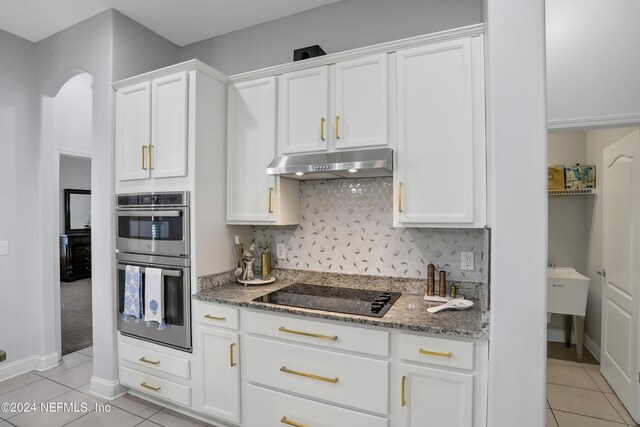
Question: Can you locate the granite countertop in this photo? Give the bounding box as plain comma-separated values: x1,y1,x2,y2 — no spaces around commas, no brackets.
193,269,489,340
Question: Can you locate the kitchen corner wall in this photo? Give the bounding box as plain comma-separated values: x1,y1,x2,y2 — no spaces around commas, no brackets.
254,178,488,283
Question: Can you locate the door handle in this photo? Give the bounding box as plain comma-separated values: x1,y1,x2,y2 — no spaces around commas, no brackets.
597,269,606,277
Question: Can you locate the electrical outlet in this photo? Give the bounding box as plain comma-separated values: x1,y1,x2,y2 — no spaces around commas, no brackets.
0,241,8,256
461,251,474,271
276,243,286,260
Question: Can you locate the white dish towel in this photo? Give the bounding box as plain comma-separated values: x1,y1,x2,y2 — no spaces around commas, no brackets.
144,267,166,330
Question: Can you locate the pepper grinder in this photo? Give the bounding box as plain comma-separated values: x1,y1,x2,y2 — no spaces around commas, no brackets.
438,270,447,298
426,263,436,296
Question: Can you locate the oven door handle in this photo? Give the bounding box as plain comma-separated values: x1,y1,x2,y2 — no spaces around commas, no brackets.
117,210,182,218
117,265,182,277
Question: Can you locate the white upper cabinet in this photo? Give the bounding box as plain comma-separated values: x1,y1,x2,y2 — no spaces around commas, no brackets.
115,81,151,181
151,71,188,178
278,66,329,154
116,71,189,182
394,36,486,228
334,53,388,150
227,77,299,225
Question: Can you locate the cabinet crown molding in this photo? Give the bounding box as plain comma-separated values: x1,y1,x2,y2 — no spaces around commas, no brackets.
229,24,485,83
112,59,229,91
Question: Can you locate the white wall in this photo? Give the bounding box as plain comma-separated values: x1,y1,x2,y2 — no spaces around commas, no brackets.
0,29,38,374
484,0,547,426
546,0,640,128
59,157,92,234
180,0,483,75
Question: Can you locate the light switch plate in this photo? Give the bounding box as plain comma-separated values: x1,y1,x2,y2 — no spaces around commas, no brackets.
0,241,8,256
276,243,286,260
461,251,474,271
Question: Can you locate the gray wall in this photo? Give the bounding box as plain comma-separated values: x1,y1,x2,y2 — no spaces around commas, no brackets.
180,0,483,75
0,29,38,366
112,10,180,82
546,0,640,126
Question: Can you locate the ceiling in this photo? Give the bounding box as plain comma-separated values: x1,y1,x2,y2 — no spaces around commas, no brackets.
0,0,341,46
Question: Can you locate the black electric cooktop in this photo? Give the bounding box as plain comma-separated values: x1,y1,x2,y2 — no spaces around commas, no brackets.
253,283,401,318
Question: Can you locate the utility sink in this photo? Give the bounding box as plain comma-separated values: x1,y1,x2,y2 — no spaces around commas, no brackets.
547,267,590,316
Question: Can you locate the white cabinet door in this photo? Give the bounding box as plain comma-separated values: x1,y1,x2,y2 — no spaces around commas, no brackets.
334,53,388,150
151,71,188,179
395,37,486,228
115,81,151,181
197,327,240,423
227,77,298,225
278,66,329,154
399,364,473,427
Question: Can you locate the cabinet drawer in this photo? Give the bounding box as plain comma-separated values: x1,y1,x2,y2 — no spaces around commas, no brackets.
399,333,474,370
120,366,191,406
120,341,190,379
244,336,389,415
243,310,389,357
193,301,239,330
245,384,388,427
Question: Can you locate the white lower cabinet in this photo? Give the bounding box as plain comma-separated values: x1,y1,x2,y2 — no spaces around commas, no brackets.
399,364,474,427
244,383,388,427
196,326,241,423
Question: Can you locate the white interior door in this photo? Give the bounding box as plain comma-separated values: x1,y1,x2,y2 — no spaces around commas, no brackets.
601,129,640,422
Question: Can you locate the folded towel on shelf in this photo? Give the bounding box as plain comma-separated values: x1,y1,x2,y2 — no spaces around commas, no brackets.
123,265,143,323
144,267,166,331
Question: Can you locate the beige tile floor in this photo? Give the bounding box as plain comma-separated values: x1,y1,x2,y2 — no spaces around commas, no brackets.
547,355,639,426
0,347,217,427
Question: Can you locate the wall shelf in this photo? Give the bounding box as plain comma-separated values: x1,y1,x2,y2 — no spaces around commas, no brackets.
548,189,597,196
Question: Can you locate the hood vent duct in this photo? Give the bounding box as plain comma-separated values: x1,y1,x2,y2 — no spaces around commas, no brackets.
266,148,393,180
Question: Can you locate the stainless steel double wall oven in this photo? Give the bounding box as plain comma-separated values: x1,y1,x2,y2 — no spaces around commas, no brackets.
116,192,192,351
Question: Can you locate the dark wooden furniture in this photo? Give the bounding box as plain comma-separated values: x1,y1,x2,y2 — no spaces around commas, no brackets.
60,234,91,282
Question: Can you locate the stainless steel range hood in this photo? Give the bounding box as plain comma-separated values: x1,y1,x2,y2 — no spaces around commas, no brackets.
266,148,393,180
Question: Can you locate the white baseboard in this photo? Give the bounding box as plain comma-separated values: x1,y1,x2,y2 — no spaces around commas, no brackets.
89,376,128,401
547,328,600,361
0,352,61,382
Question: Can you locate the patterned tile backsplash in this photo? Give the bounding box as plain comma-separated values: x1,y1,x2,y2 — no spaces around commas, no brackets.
253,178,488,283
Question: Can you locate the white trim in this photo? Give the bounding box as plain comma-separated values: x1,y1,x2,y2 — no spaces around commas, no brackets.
34,352,61,372
0,352,61,382
548,113,640,131
112,59,229,90
547,328,600,362
229,24,485,83
89,376,128,401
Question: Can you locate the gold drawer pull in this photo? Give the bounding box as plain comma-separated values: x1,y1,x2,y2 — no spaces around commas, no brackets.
281,416,307,427
419,348,453,358
140,382,161,391
398,182,403,213
320,117,326,141
280,366,338,383
230,343,236,367
402,375,407,407
141,145,148,170
205,314,226,321
335,115,340,140
139,356,160,365
278,326,337,341
148,144,154,170
268,187,274,213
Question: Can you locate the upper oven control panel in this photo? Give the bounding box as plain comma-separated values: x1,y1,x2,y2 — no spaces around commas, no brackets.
117,192,189,207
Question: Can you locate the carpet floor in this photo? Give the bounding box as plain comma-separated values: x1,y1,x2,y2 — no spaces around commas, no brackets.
61,278,93,355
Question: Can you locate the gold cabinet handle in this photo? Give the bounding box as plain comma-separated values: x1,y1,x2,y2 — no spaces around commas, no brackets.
419,348,453,358
140,382,161,391
141,145,148,170
398,182,404,213
280,366,338,383
402,375,407,407
278,326,337,341
148,144,154,170
139,356,160,365
335,115,340,140
230,343,236,367
281,416,307,427
204,314,226,321
320,117,326,141
268,187,274,213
